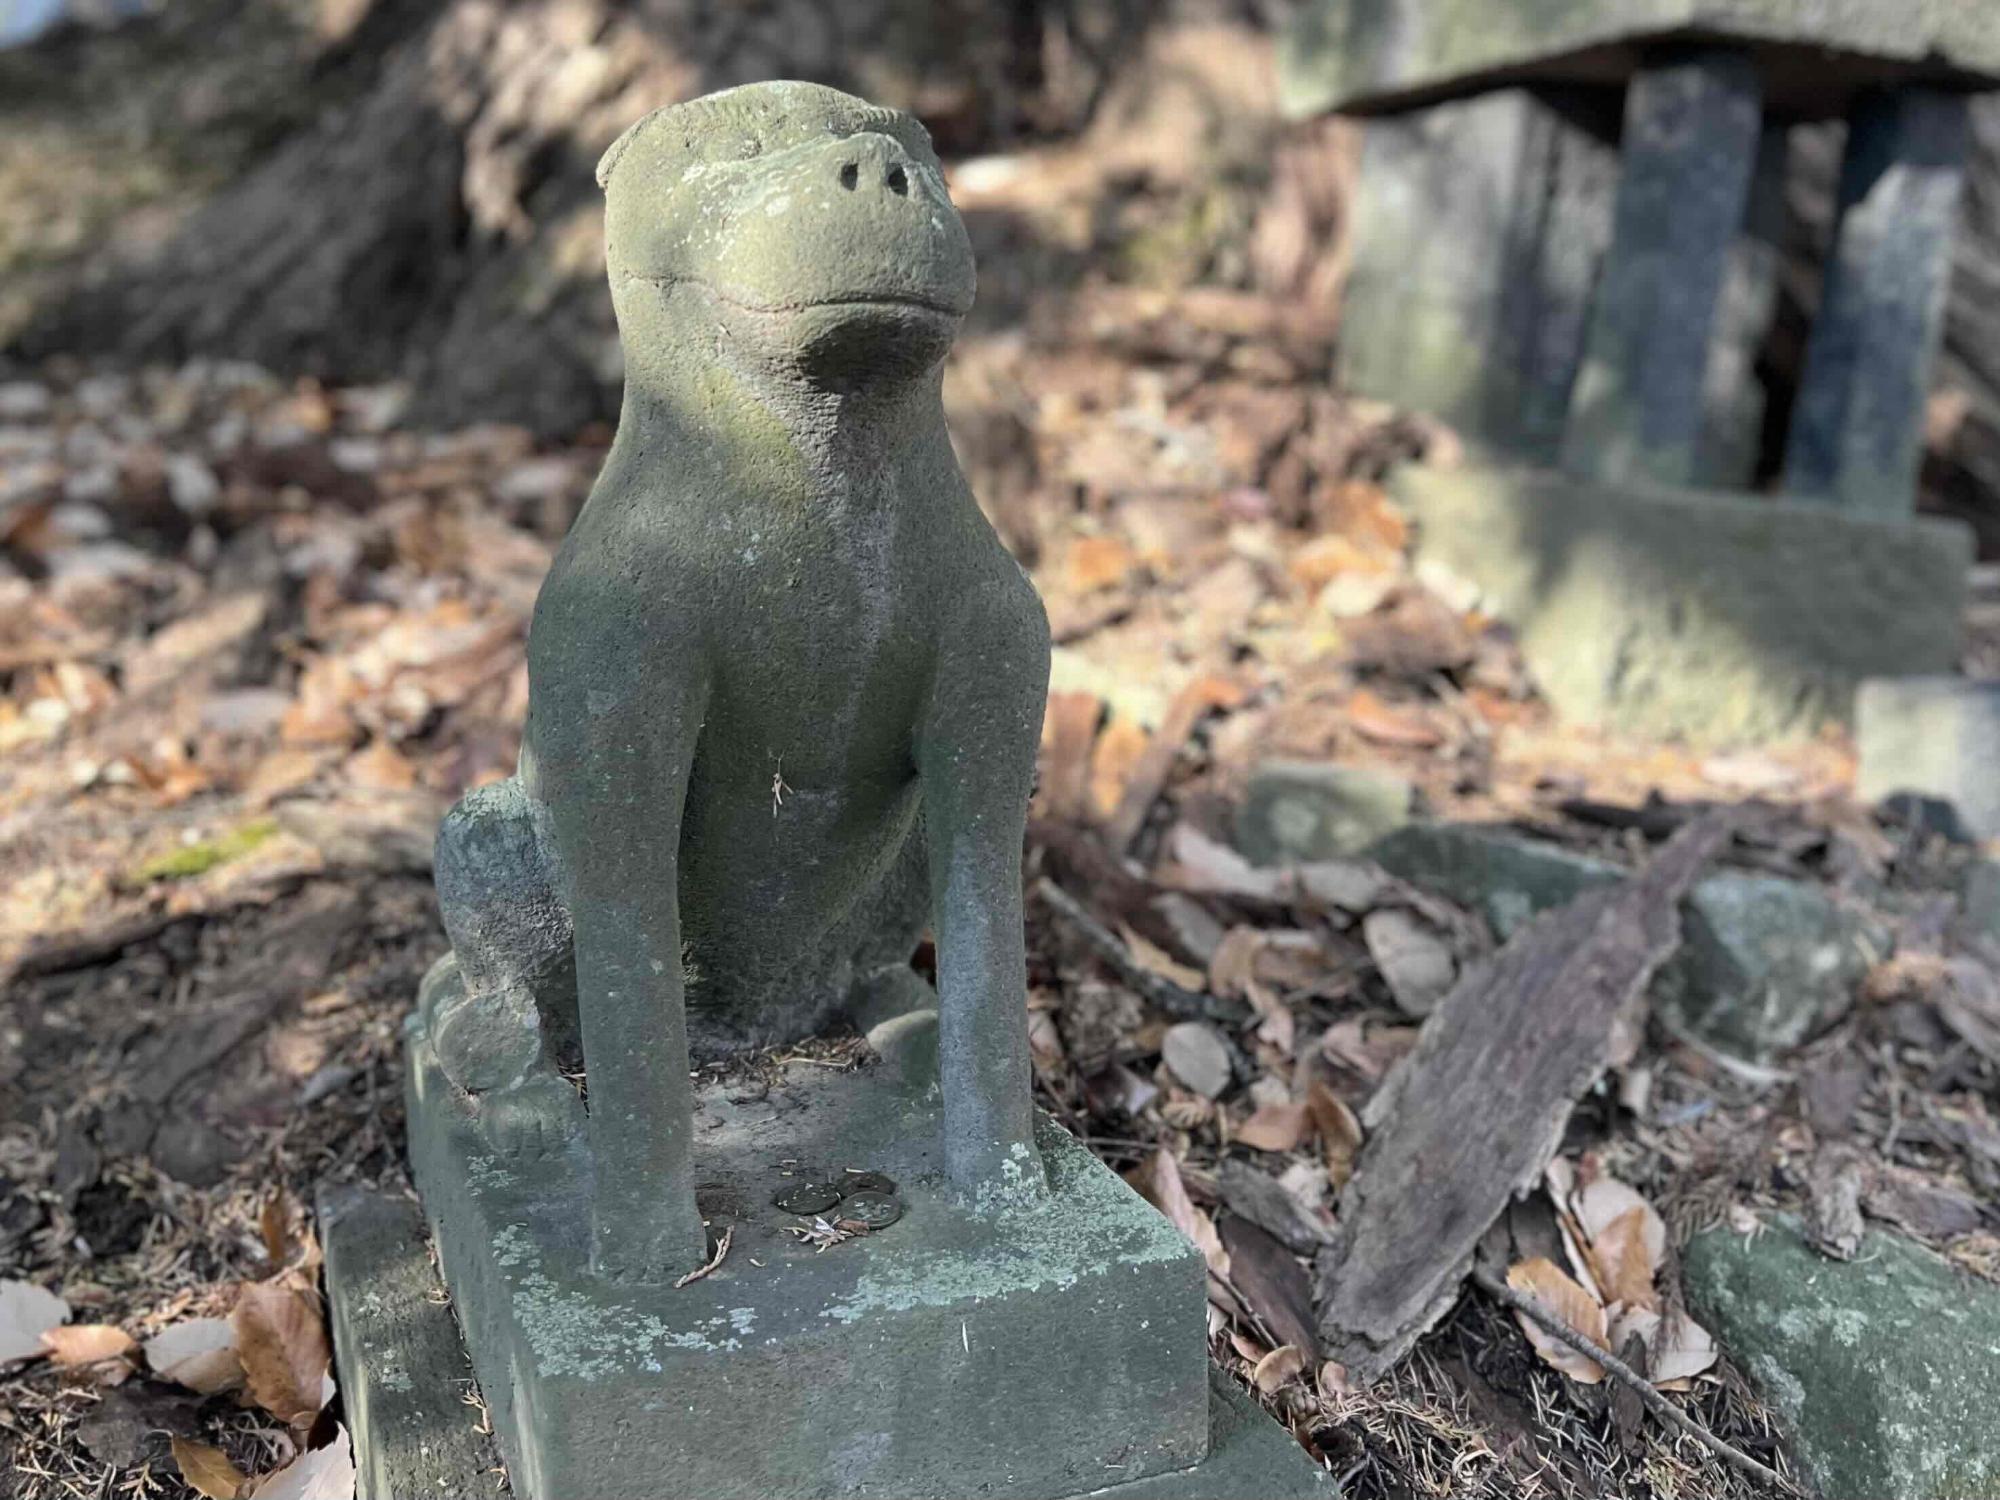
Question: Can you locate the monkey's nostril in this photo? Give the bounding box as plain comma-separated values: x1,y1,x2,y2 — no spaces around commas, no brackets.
838,162,859,191
885,164,909,196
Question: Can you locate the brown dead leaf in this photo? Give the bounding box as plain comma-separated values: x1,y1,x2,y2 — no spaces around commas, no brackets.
1345,688,1445,749
1585,1206,1659,1314
344,738,418,792
41,1323,137,1383
1089,714,1151,821
259,1188,294,1273
1127,1148,1230,1276
1251,1343,1306,1393
172,1436,248,1500
1305,1080,1364,1190
1506,1257,1607,1384
1064,534,1138,594
1236,1102,1309,1154
1037,690,1101,823
1120,925,1206,992
232,1279,331,1427
1158,822,1287,902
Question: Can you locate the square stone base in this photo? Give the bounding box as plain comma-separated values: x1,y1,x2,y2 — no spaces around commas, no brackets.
1394,463,1972,745
398,1014,1328,1499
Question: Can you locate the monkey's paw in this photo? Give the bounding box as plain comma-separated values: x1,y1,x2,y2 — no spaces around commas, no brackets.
478,1071,583,1161
589,1212,712,1285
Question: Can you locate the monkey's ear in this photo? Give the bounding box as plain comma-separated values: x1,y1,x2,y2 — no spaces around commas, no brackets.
596,111,658,191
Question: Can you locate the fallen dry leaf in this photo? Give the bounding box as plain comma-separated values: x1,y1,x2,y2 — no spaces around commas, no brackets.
1586,1206,1660,1314
249,1422,355,1499
1252,1343,1306,1393
1158,823,1287,902
1345,687,1445,749
1236,1101,1309,1153
0,1279,70,1365
1089,714,1151,821
1305,1080,1364,1190
1127,1148,1230,1276
41,1323,137,1383
173,1436,249,1500
145,1317,245,1395
232,1279,331,1427
1507,1257,1607,1384
1648,1306,1719,1390
1121,924,1206,991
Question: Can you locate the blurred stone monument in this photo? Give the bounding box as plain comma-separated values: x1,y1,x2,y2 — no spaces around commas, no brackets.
320,81,1331,1500
1280,0,1993,743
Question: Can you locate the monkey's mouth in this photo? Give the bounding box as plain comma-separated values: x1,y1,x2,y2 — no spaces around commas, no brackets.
623,275,971,321
718,287,970,321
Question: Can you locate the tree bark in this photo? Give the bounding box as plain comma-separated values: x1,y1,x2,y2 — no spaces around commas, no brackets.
1,0,1141,433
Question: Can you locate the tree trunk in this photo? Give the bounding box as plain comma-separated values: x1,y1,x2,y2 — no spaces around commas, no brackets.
1,0,1144,433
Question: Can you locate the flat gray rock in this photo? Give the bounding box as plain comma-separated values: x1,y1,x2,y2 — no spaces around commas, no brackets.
1372,822,1886,1060
1686,1218,2000,1499
1235,761,1416,866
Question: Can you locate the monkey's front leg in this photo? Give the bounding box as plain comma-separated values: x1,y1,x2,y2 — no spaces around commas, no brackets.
536,647,712,1282
920,584,1051,1206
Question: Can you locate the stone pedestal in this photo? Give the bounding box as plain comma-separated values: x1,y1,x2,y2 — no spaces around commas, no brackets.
1856,675,2000,839
1391,463,1972,744
1782,89,1972,514
1561,49,1763,486
370,1011,1334,1500
1338,87,1619,464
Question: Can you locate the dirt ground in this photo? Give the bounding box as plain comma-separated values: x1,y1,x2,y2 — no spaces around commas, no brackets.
5,83,2000,1500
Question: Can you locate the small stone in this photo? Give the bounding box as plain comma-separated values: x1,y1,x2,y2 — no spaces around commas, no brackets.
1161,1021,1233,1098
1686,1217,2000,1499
1857,676,2000,841
0,381,52,420
1369,823,1618,938
1655,873,1886,1061
1362,907,1457,1016
164,453,220,514
1236,761,1416,866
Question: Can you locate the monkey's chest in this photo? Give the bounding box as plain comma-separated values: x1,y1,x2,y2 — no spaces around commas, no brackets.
700,561,933,806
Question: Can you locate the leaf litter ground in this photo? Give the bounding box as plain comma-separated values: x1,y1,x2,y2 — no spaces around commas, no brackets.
5,158,2000,1500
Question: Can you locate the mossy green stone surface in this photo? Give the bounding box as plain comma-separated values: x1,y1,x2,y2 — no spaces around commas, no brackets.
1278,0,2000,119
1393,464,1971,746
406,1009,1329,1499
1685,1220,2000,1499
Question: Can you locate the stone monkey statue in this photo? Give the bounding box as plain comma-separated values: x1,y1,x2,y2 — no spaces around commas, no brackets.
415,82,1051,1282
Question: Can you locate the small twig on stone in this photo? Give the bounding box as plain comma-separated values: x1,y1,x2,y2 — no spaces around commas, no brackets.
1034,877,1248,1024
674,1225,733,1288
1469,1265,1797,1495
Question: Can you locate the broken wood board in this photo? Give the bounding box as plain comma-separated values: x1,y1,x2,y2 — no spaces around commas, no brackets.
1313,815,1732,1381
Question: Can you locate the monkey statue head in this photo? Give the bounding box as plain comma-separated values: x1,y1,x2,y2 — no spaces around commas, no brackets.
596,81,976,396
